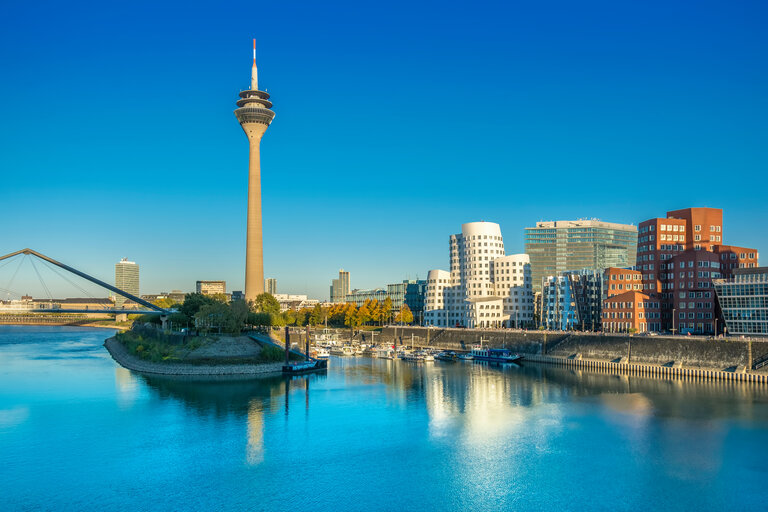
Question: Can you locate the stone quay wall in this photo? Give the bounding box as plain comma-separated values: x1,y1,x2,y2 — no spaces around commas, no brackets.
372,327,768,372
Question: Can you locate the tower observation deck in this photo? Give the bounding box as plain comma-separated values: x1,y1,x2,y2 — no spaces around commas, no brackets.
234,39,275,303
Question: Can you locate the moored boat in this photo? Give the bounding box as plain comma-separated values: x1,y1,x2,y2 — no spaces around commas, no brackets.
435,351,456,362
469,346,523,363
282,359,328,374
375,346,396,359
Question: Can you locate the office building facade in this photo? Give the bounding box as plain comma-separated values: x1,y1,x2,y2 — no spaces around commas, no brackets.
264,278,277,295
115,258,139,308
541,269,603,331
330,269,350,303
196,281,226,296
525,219,638,293
713,267,768,336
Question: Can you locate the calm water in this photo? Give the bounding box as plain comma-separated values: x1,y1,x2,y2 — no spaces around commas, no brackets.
2,326,768,511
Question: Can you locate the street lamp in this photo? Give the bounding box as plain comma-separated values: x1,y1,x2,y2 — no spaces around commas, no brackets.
672,308,676,335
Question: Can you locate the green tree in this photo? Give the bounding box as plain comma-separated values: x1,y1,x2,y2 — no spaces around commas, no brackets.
251,293,281,316
195,301,239,334
270,312,287,327
180,293,219,319
248,312,272,327
230,300,250,330
309,304,323,326
395,304,414,325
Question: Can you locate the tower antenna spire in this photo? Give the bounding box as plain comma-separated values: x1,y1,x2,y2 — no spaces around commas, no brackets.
251,38,258,91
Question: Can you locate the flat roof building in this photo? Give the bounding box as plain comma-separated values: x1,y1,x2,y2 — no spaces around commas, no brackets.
196,281,226,295
713,267,768,336
330,269,350,303
115,258,139,308
525,219,637,294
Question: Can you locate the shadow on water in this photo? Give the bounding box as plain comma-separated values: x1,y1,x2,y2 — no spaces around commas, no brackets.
138,372,328,417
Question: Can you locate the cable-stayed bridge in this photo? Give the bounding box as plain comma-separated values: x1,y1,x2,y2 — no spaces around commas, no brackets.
0,249,170,317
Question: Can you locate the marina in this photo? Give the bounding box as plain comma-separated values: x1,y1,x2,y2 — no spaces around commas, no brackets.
3,326,768,510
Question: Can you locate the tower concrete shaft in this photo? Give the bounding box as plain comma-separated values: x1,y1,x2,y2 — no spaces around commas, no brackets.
234,40,275,303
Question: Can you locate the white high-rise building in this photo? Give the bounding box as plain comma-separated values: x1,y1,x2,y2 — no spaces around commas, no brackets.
115,258,139,308
424,222,534,328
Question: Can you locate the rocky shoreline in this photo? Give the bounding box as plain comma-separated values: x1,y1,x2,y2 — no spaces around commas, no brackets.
103,336,283,377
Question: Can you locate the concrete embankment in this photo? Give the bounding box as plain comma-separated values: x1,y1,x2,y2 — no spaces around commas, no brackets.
104,337,283,377
372,327,768,374
525,355,768,384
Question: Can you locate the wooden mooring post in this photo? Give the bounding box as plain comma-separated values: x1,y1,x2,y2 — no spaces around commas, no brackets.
285,326,290,365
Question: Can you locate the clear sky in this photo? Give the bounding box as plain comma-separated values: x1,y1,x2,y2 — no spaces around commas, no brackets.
1,0,766,300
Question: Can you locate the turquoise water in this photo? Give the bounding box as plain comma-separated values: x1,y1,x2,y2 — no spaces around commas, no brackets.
1,326,768,511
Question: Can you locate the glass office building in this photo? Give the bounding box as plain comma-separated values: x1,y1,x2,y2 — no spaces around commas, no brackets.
713,267,768,336
525,220,637,293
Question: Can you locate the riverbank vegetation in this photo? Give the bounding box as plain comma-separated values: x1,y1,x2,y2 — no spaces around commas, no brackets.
137,292,414,333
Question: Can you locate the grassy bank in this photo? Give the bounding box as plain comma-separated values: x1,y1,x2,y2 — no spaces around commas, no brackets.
115,330,303,365
115,330,205,363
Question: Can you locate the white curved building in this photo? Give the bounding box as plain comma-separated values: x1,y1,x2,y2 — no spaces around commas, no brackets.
424,222,534,328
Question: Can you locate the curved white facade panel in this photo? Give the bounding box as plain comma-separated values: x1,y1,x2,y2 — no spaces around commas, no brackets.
425,222,534,328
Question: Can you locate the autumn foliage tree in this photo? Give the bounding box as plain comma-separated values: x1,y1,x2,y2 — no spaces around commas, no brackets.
394,304,414,325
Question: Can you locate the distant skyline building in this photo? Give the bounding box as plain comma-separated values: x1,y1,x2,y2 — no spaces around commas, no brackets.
330,269,350,303
235,39,275,303
196,280,226,296
424,222,534,328
273,293,319,312
525,219,638,293
115,258,139,308
265,278,277,295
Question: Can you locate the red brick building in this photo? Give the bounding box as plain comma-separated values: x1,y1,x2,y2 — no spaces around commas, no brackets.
601,268,661,333
636,207,758,334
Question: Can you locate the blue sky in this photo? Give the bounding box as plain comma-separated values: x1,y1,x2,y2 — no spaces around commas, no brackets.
1,0,766,300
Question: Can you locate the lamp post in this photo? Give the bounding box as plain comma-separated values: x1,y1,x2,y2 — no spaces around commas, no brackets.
672,308,676,335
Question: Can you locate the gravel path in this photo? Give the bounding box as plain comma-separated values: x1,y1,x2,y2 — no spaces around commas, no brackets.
104,337,283,376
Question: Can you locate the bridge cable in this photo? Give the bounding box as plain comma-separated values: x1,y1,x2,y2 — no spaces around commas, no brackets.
3,254,27,298
0,285,27,299
38,259,96,299
29,257,53,301
0,254,22,272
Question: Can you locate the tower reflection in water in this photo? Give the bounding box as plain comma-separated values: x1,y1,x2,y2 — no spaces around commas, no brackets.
139,373,326,466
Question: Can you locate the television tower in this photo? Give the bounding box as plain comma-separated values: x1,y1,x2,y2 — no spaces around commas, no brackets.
234,39,275,302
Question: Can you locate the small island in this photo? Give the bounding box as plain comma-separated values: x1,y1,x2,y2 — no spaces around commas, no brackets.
104,292,306,377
